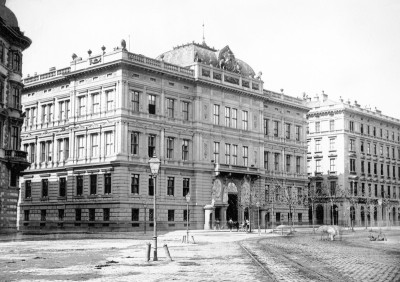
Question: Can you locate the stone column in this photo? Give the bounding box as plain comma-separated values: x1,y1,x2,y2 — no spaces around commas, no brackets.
203,205,214,230
220,207,227,229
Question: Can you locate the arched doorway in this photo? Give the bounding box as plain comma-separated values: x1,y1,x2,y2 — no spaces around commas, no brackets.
308,206,313,225
226,194,238,222
316,205,324,225
265,212,270,228
360,206,365,226
331,205,339,225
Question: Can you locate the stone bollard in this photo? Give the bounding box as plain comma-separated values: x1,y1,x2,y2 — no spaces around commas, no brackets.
182,235,186,243
163,244,172,261
191,236,195,244
145,242,151,262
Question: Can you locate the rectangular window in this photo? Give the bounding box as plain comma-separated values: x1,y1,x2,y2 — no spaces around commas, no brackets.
329,120,335,131
91,134,98,158
166,137,174,159
149,208,154,221
367,143,371,154
41,210,46,221
131,90,140,112
167,177,175,196
59,209,64,221
168,210,175,221
316,160,321,173
329,138,335,150
213,104,220,125
40,141,45,162
148,94,156,114
182,139,189,161
90,175,97,195
11,86,20,108
182,101,189,121
11,126,19,150
92,93,100,113
131,132,139,155
286,154,291,172
59,177,66,197
330,159,336,172
295,125,301,141
274,153,280,171
104,173,111,194
106,90,115,111
361,141,364,152
264,119,269,135
273,121,279,137
75,209,81,221
42,179,48,197
24,210,29,222
184,210,190,221
131,208,139,222
183,178,190,196
264,151,269,170
231,109,237,128
243,146,248,166
315,121,320,133
77,136,84,158
360,124,364,134
296,156,301,174
25,180,31,198
374,163,377,175
103,208,110,221
285,123,291,139
131,174,139,194
167,98,174,118
105,132,114,156
232,144,238,165
213,142,220,163
349,121,354,132
225,143,231,165
148,177,154,196
350,139,355,151
78,96,86,116
58,139,64,161
350,159,356,172
76,175,83,196
89,209,95,221
315,139,321,152
225,107,230,127
242,110,248,130
148,135,156,157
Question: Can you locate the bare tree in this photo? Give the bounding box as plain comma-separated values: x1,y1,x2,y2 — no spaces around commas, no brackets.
307,181,323,233
280,184,298,232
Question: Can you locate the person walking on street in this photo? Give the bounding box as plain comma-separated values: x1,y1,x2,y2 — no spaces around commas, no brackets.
228,219,233,232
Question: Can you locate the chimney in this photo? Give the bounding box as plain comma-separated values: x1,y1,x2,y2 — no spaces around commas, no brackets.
375,107,382,114
322,90,328,101
49,67,56,72
354,100,360,108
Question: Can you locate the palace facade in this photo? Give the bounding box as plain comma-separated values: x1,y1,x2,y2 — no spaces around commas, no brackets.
0,0,31,232
306,93,400,227
20,40,309,231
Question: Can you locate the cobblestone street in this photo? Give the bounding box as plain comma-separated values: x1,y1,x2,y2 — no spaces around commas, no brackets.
0,228,399,281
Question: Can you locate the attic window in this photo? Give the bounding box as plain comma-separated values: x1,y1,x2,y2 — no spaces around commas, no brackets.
61,86,65,89
150,77,156,82
79,80,85,84
93,76,98,81
107,73,112,77
184,86,189,90
65,85,69,88
132,73,139,78
169,82,174,86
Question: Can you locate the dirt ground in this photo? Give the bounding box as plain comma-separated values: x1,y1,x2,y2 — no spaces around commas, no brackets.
0,228,399,281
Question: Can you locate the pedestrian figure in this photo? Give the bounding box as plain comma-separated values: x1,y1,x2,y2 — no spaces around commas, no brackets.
215,219,220,230
228,218,233,232
246,219,250,232
236,221,239,232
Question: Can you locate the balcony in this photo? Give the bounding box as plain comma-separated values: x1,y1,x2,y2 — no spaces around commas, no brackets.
4,149,30,170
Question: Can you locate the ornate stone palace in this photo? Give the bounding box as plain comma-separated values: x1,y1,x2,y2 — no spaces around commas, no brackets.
20,40,309,231
306,93,400,227
0,0,31,232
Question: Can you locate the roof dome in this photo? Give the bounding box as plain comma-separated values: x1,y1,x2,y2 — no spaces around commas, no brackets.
157,42,256,78
0,0,19,27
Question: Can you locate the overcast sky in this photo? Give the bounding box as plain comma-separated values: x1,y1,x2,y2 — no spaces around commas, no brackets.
8,0,400,118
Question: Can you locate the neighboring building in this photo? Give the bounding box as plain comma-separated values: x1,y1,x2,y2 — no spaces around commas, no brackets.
0,0,31,232
20,40,309,231
306,93,400,227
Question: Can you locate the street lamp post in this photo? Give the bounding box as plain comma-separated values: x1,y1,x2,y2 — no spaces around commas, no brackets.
149,155,161,261
185,193,191,243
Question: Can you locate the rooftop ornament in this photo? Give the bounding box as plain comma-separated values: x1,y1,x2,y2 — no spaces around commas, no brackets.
87,49,92,56
72,53,77,60
101,45,106,54
121,39,127,51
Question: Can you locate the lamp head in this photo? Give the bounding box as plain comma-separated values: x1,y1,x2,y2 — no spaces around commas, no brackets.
149,155,161,176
